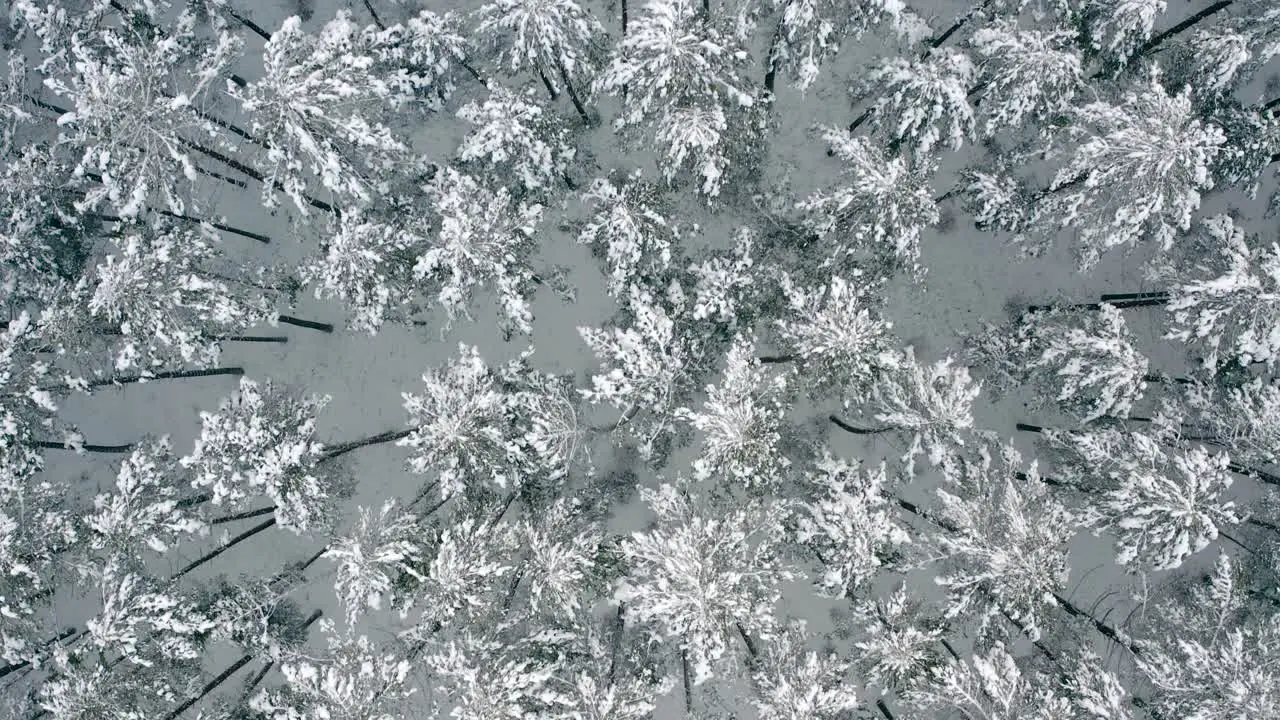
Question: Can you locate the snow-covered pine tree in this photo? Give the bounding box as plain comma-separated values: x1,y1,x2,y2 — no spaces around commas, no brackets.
1153,213,1280,371
579,282,709,463
181,376,340,535
1136,553,1280,718
746,618,861,720
853,47,976,158
250,620,416,720
416,167,544,338
1035,67,1225,267
793,453,912,600
963,303,1150,424
837,346,981,477
763,0,920,93
575,169,674,297
931,443,1077,644
455,85,577,194
33,5,244,218
676,333,793,489
771,270,897,405
397,343,534,501
328,499,422,626
82,219,284,372
472,0,606,122
969,20,1085,136
231,11,418,212
797,127,939,275
595,0,758,196
297,207,423,335
904,642,1074,718
615,480,793,685
1032,427,1241,571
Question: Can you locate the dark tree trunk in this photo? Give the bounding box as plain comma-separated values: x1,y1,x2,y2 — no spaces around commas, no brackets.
164,654,254,720
1052,592,1141,655
217,335,289,343
1025,297,1168,313
554,56,592,125
607,604,625,686
537,64,560,101
1229,462,1280,487
1100,291,1170,303
0,628,78,680
362,0,386,30
763,17,786,94
927,0,993,51
680,649,694,713
55,366,245,392
735,622,759,658
29,440,134,453
224,7,273,41
178,138,340,216
1132,1,1233,59
157,210,271,243
757,354,796,364
164,610,321,720
240,661,273,701
173,517,277,579
877,699,896,720
830,415,895,435
845,108,871,134
320,427,416,461
275,314,335,333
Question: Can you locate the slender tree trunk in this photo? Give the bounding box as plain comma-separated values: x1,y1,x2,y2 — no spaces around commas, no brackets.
763,14,787,94
173,518,277,579
362,0,386,30
296,545,330,574
1142,372,1191,385
165,654,254,720
1229,462,1280,487
0,628,78,680
165,610,321,720
320,427,416,461
554,56,592,125
830,415,895,435
240,661,273,701
177,138,340,216
680,648,694,714
1026,297,1168,313
217,335,289,343
1132,1,1233,59
1051,593,1141,655
607,604,625,686
224,7,273,42
157,210,272,243
29,440,134,453
876,699,896,720
926,0,994,51
702,0,710,21
275,314,335,333
536,64,560,101
1100,291,1170,303
51,366,245,393
459,59,488,87
757,354,796,364
735,622,759,658
211,505,276,524
845,108,871,134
